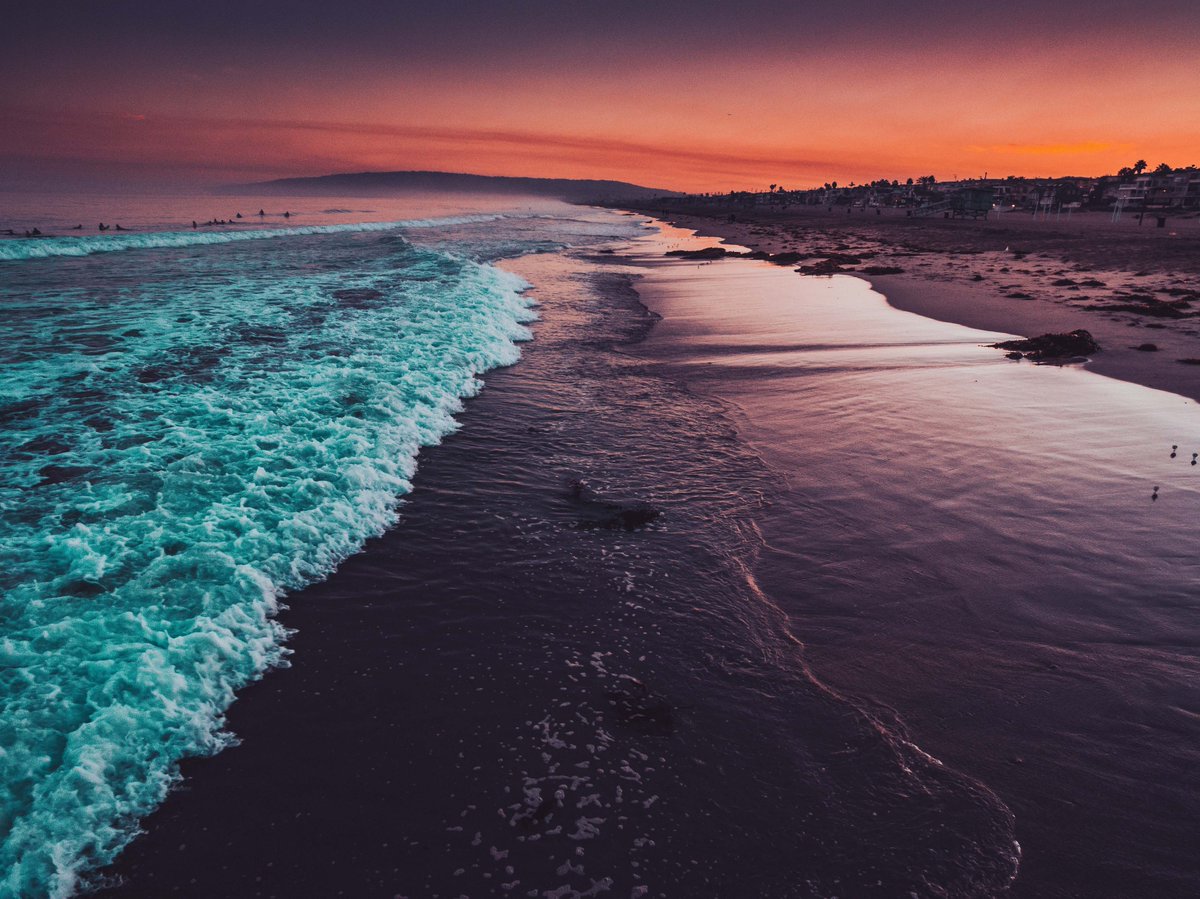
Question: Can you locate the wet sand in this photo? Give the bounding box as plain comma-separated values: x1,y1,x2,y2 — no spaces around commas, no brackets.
98,229,1021,898
627,221,1200,897
622,202,1200,403
95,216,1200,898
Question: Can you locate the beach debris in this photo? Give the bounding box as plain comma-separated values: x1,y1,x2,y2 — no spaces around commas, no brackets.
1193,453,1198,466
331,287,386,308
765,250,812,266
567,479,661,531
664,246,732,260
990,329,1099,363
793,253,864,276
1098,295,1193,319
797,259,848,275
1171,445,1178,458
1152,486,1159,501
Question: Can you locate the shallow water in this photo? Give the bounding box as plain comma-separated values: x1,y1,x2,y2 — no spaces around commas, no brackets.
630,223,1200,896
92,215,1019,898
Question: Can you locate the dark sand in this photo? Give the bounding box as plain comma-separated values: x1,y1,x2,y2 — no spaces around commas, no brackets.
98,236,1024,898
92,215,1200,899
621,201,1200,402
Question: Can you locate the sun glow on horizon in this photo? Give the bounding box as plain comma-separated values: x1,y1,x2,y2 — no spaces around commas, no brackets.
2,2,1198,191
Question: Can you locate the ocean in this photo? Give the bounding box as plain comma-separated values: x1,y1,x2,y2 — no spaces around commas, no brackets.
1,195,1197,898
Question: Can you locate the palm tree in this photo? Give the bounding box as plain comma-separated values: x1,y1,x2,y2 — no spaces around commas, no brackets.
1133,159,1148,175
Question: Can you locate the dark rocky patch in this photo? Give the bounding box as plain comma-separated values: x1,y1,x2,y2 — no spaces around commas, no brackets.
567,479,661,531
1177,358,1200,365
991,329,1100,363
665,247,731,260
766,251,815,266
861,265,905,276
798,259,849,276
1133,343,1159,352
1100,296,1192,319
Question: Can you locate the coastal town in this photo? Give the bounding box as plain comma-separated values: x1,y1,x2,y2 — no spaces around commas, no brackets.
676,162,1200,220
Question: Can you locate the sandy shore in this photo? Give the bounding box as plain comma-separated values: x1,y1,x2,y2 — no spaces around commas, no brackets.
617,201,1200,403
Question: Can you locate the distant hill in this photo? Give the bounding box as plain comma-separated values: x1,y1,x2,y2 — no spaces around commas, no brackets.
228,170,681,202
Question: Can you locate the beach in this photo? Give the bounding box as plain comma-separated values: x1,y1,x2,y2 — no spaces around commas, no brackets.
2,202,1197,897
82,210,1199,898
622,201,1200,403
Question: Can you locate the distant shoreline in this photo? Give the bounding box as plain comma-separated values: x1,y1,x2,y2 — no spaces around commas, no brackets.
618,201,1200,404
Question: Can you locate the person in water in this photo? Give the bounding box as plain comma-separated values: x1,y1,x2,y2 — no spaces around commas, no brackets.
98,223,109,231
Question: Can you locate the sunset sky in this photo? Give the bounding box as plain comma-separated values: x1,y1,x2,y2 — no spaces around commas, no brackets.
3,0,1198,192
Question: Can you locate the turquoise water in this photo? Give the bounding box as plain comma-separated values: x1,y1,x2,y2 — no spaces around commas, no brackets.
0,214,544,896
0,214,504,262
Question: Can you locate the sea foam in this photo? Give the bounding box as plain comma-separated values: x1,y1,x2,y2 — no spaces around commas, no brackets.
0,231,534,896
0,214,504,262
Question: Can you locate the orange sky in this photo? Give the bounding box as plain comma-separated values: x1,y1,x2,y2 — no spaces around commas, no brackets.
3,2,1198,192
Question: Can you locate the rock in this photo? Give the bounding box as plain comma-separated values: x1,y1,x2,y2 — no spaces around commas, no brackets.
1177,358,1200,366
1134,343,1159,352
861,265,905,276
568,479,662,531
665,246,729,260
1102,296,1192,318
991,329,1100,363
765,251,809,265
798,259,849,276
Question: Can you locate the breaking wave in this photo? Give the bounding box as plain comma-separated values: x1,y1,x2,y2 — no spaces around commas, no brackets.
0,214,505,262
0,233,534,896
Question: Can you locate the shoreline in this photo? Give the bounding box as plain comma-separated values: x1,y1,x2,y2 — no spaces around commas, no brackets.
616,203,1200,404
621,221,1200,897
95,223,1032,898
